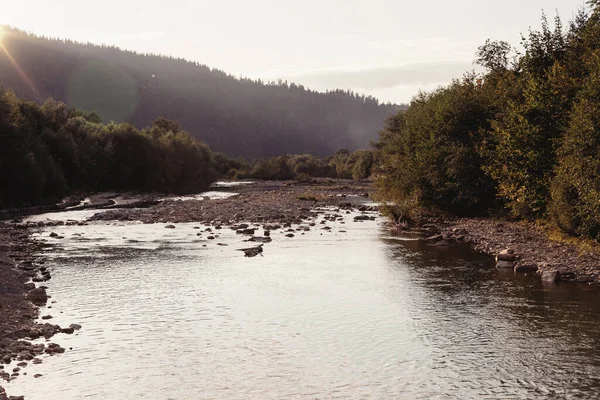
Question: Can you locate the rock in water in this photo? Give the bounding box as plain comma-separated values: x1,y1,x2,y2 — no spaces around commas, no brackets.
541,270,559,284
238,244,264,258
514,263,538,273
496,261,515,269
26,287,48,304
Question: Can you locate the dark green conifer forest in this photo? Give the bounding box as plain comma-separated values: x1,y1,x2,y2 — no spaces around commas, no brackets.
0,27,399,157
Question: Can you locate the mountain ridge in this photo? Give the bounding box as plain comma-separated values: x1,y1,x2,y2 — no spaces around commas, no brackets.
0,26,403,157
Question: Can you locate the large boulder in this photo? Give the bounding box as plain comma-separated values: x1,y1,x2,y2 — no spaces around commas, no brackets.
25,287,47,304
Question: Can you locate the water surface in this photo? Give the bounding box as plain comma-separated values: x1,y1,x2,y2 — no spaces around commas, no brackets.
6,210,600,399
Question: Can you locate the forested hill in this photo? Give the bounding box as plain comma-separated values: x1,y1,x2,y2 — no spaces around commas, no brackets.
0,27,400,157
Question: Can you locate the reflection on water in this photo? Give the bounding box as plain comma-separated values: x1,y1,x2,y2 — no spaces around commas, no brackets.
6,211,600,399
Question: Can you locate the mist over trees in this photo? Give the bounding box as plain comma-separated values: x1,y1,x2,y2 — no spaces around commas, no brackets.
377,6,600,241
0,27,400,157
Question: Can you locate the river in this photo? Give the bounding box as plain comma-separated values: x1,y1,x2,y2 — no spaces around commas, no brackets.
5,203,600,399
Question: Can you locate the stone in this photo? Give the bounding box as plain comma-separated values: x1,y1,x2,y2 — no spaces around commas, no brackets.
69,324,82,331
514,263,538,273
496,261,515,269
49,232,58,237
496,253,517,262
25,287,48,304
499,248,515,255
285,233,295,238
23,283,35,291
435,240,450,247
165,225,176,229
541,270,559,284
426,235,443,242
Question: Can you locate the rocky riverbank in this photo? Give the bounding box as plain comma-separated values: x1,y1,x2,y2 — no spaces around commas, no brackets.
0,226,80,400
90,179,375,225
417,217,600,284
2,179,598,398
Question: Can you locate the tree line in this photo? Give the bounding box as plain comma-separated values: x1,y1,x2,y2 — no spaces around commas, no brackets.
215,149,376,182
376,5,600,241
0,88,376,209
0,27,401,158
0,89,216,208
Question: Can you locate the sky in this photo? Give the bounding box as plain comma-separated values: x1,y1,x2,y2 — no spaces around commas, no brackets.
0,0,588,104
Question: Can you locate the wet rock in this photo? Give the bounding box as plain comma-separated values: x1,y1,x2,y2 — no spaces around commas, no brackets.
69,324,82,331
514,263,538,273
496,249,517,262
25,287,48,304
45,343,65,355
246,236,272,243
49,232,58,238
239,244,263,257
207,236,215,240
285,233,295,238
557,267,576,281
41,315,52,320
164,225,176,229
574,275,594,283
354,215,371,222
435,240,451,247
426,235,443,242
541,270,559,284
23,283,35,291
34,374,42,378
496,261,515,269
61,327,75,334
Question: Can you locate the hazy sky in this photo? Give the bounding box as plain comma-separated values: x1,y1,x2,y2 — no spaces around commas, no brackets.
1,0,588,103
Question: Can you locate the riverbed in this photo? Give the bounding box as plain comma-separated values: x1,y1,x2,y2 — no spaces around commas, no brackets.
5,202,600,399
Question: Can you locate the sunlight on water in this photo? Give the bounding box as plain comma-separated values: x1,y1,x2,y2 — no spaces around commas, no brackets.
6,208,600,399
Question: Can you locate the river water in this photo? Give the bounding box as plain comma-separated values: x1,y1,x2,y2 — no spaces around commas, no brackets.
5,205,600,399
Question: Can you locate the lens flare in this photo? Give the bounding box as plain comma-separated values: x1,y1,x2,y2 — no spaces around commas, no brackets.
0,28,38,95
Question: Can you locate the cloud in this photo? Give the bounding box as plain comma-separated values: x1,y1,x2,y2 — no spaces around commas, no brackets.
284,61,476,90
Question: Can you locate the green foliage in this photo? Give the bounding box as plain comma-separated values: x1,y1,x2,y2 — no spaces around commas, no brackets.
376,9,600,241
550,63,600,240
0,89,216,208
376,76,498,216
218,149,378,182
